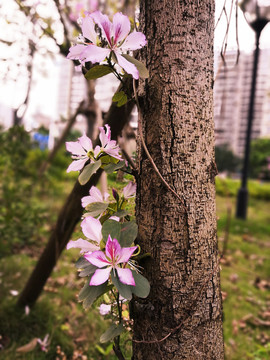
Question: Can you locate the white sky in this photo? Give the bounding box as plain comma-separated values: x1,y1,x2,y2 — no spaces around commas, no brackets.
1,0,270,129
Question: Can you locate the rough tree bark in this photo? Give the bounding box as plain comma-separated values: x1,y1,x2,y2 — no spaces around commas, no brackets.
17,78,134,307
132,1,224,359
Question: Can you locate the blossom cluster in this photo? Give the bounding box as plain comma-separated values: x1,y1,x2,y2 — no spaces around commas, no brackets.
66,124,122,173
67,10,147,79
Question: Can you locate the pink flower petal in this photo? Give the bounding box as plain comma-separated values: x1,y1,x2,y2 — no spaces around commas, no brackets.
81,216,102,242
67,44,87,60
91,11,112,45
117,246,137,264
94,145,101,158
80,45,111,64
85,250,110,267
123,182,136,199
90,267,112,285
66,238,99,253
66,141,86,156
81,195,92,208
112,12,130,44
115,52,139,79
67,158,87,173
82,16,97,43
103,140,123,160
109,216,120,222
120,31,147,51
78,132,93,151
99,126,109,147
81,186,108,208
90,186,104,201
117,268,135,286
105,236,121,261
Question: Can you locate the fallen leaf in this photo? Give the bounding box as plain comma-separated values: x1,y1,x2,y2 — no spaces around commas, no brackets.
16,338,38,353
229,273,239,283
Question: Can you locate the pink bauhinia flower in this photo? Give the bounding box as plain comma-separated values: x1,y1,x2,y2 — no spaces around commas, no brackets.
65,132,94,173
66,216,102,253
84,235,137,286
123,181,136,199
95,124,123,160
67,11,147,79
81,186,110,208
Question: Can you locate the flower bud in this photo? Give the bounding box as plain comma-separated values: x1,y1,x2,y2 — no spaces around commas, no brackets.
112,188,119,202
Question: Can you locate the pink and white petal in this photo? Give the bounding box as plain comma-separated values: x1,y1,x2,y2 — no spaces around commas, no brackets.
91,11,112,45
105,236,121,260
78,132,93,151
82,16,97,43
81,195,92,208
67,44,87,60
85,250,110,267
99,126,108,147
66,238,99,253
109,216,120,222
90,186,103,202
123,182,136,199
120,32,147,51
117,246,137,264
94,145,101,158
104,192,110,202
81,216,102,242
112,12,130,44
66,141,86,156
80,45,111,64
117,267,135,286
105,124,111,138
89,267,112,285
67,158,88,173
115,52,139,79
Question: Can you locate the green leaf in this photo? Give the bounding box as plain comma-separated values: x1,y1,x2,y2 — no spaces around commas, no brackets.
78,160,102,185
113,210,129,218
100,322,125,343
130,271,150,298
85,202,109,217
117,94,128,107
100,155,116,168
85,65,114,80
112,91,125,102
119,221,138,247
95,343,114,356
112,90,128,107
75,257,91,269
79,264,97,277
103,160,126,174
111,272,132,300
78,279,112,309
121,54,149,79
102,220,121,242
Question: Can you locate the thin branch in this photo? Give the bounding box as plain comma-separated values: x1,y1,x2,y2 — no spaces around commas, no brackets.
133,80,185,206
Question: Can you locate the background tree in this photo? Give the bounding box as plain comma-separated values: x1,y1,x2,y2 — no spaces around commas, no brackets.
249,138,270,180
215,144,241,174
132,1,224,359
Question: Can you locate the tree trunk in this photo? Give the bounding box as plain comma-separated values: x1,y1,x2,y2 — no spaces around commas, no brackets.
17,78,134,307
132,1,224,359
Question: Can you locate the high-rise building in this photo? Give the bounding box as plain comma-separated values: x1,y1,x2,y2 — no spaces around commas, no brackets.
214,48,270,156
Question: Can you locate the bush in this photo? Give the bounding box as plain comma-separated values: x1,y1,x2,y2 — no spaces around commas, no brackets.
215,176,270,200
215,145,241,174
249,138,270,180
0,126,72,256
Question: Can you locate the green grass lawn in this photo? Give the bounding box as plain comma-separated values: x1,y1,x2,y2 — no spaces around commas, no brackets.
0,175,269,359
